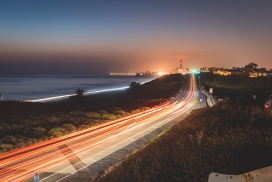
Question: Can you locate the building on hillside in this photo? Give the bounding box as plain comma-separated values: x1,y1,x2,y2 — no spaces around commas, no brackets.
210,63,272,78
249,70,272,77
212,69,231,75
219,70,231,75
208,67,219,73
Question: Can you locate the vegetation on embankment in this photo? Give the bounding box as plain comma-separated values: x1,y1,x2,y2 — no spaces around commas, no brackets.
0,74,185,154
96,101,272,182
199,72,272,104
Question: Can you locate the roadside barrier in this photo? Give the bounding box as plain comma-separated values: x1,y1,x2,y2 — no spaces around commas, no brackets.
201,90,215,107
208,165,272,182
210,93,216,105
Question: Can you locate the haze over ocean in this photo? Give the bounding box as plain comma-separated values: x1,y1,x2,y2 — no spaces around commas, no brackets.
0,75,157,101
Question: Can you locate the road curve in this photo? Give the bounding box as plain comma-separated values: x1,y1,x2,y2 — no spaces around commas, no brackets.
0,73,199,182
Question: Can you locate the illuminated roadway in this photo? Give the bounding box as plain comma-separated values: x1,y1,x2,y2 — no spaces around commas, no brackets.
0,73,205,182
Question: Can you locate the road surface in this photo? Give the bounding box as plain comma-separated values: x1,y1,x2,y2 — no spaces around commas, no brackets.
0,73,205,182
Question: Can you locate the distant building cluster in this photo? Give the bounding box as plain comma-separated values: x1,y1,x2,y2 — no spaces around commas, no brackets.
110,61,272,78
135,71,161,76
135,58,190,76
209,63,272,77
110,59,189,76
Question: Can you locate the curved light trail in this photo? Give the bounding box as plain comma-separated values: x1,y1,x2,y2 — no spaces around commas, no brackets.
0,74,198,182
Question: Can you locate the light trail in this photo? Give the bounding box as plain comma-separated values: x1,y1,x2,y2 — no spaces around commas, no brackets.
25,78,155,103
28,86,129,102
0,74,197,182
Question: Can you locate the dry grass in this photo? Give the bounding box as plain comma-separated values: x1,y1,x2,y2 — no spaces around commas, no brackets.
97,101,272,182
0,74,185,154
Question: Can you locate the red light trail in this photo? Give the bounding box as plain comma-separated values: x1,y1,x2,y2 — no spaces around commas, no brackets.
0,74,197,182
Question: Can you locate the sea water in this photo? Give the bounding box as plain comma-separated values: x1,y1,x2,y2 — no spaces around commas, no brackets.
0,75,157,101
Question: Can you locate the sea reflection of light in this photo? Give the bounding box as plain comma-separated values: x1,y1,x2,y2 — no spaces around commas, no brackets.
28,86,129,102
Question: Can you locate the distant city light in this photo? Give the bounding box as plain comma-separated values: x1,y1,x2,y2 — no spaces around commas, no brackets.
191,69,200,74
158,71,169,76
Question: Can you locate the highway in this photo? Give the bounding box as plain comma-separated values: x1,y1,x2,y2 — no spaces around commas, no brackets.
0,73,203,182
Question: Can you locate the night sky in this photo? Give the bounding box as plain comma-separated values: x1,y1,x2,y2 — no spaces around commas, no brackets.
1,0,272,75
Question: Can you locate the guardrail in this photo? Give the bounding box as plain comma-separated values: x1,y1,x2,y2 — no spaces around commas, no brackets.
210,94,216,105
201,90,215,107
208,165,272,182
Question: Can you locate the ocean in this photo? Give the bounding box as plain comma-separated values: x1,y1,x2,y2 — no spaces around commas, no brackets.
0,75,158,101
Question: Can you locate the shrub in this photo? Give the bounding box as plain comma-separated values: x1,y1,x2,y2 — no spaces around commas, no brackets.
0,143,13,153
86,112,100,118
75,88,84,97
3,135,17,144
131,109,141,114
47,127,66,137
116,114,123,119
114,110,127,115
78,125,89,130
62,123,76,133
129,82,141,89
102,113,117,120
138,107,150,111
16,141,26,148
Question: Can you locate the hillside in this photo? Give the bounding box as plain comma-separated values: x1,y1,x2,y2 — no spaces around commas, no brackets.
96,101,272,182
199,72,272,104
0,74,185,154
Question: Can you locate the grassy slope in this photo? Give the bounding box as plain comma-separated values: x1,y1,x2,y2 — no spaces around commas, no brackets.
97,102,272,182
0,74,185,154
97,73,272,182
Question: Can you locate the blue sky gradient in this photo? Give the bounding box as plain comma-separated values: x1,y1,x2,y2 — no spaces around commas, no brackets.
1,0,272,74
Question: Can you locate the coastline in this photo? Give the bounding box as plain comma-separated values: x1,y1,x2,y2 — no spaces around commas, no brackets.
0,74,185,154
0,75,157,101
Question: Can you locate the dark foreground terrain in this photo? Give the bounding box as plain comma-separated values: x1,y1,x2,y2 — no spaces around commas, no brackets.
0,74,185,154
96,73,272,182
97,101,272,182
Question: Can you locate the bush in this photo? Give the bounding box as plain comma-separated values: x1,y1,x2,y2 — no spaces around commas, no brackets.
102,113,117,120
75,88,84,97
0,143,14,153
3,135,17,145
114,110,127,116
131,109,141,114
47,127,66,137
16,141,26,148
116,114,123,119
86,112,100,118
129,82,141,89
78,124,89,130
138,107,150,111
62,123,76,133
